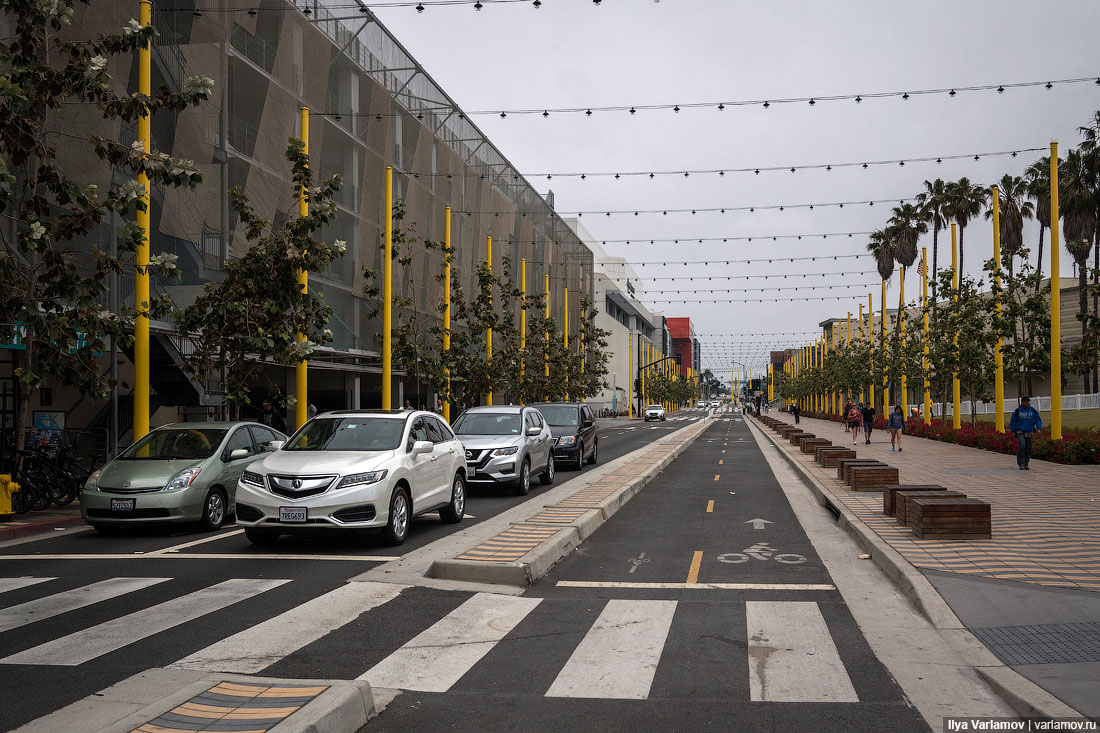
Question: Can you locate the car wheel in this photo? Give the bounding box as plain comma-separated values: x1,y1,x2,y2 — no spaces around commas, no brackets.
244,528,280,546
573,443,584,471
199,487,227,531
382,486,411,546
513,459,531,496
439,473,466,523
586,439,598,465
539,454,555,485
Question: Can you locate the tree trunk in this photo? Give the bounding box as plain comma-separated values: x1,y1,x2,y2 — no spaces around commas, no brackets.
969,381,977,427
931,223,940,317
1081,260,1091,394
1093,226,1098,392
1034,226,1046,294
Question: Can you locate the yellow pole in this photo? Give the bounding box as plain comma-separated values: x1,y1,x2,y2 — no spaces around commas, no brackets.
486,236,493,406
768,363,773,401
881,280,888,411
443,207,451,422
868,292,874,416
563,286,569,401
824,327,830,414
580,301,585,395
922,247,931,425
383,167,393,409
858,304,864,404
544,274,550,399
519,257,526,406
134,0,151,440
641,342,647,409
952,223,961,429
1049,142,1062,440
992,186,1005,432
295,107,309,429
899,266,906,412
628,334,633,418
847,312,851,347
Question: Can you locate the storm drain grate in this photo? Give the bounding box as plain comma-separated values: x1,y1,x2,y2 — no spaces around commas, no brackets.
970,623,1100,665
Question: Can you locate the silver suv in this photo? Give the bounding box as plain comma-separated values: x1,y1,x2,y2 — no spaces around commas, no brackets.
451,406,554,495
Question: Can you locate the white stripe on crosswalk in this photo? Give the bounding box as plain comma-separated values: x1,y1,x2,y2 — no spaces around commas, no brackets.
361,593,541,692
0,577,54,595
545,599,676,700
0,577,170,633
745,601,858,703
0,578,288,666
172,581,405,673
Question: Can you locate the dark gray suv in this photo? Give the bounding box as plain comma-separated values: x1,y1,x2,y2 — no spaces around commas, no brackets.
533,403,599,471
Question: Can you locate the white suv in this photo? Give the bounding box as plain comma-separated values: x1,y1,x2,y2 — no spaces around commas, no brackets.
644,404,666,422
235,410,466,546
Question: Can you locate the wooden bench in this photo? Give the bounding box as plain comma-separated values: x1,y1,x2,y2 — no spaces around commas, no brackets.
882,485,947,516
800,437,831,454
896,490,966,527
818,448,857,466
849,465,901,491
911,497,991,539
836,458,884,482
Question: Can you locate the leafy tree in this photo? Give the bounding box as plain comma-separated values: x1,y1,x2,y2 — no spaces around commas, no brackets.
987,248,1050,399
1025,156,1053,290
175,140,344,410
0,3,211,441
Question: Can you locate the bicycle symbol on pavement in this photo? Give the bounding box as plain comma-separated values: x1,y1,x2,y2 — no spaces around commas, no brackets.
717,542,807,564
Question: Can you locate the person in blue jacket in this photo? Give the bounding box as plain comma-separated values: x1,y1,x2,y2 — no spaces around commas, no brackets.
887,405,905,451
1008,396,1043,470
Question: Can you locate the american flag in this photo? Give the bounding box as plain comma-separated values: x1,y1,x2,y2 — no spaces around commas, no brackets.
917,262,927,276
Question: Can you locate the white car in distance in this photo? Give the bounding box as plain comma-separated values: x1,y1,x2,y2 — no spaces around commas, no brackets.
234,410,467,546
644,404,667,422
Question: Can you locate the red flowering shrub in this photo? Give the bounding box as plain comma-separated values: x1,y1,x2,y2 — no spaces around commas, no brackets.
905,420,1099,465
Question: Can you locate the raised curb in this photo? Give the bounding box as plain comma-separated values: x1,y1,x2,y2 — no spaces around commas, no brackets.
428,415,714,587
13,668,374,733
0,512,84,542
746,414,1084,720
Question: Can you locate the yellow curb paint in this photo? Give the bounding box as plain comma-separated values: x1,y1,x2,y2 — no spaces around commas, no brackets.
714,474,720,481
706,500,715,513
719,459,724,465
687,551,703,583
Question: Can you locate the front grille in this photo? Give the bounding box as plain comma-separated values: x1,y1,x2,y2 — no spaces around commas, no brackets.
464,449,485,462
87,508,172,519
332,505,376,523
100,486,163,494
236,503,263,522
267,474,336,500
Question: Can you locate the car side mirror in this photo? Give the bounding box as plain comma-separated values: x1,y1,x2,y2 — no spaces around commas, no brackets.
411,440,434,456
526,426,541,436
229,448,250,461
582,419,594,428
266,440,285,451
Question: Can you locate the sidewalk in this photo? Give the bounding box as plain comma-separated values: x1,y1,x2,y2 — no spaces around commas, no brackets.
757,411,1100,718
0,504,84,542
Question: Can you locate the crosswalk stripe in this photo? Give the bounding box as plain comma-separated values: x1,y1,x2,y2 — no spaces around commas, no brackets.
0,577,170,633
361,593,541,692
171,581,405,674
545,599,677,700
745,601,858,703
0,578,289,667
0,577,54,595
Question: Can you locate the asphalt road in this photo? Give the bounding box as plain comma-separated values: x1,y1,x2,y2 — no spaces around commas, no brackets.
0,410,707,731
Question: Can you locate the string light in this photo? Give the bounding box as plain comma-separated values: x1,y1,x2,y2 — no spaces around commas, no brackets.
592,231,873,245
642,282,880,293
556,196,914,217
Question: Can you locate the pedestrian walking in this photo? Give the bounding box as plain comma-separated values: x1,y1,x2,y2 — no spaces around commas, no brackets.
791,404,801,424
258,398,287,433
847,403,863,445
888,405,905,451
841,398,853,433
1008,396,1043,470
861,403,876,444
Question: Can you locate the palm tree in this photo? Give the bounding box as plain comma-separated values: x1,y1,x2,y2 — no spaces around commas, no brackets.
945,177,989,281
984,174,1035,280
916,179,949,309
1078,111,1100,390
867,228,896,282
1025,157,1052,292
887,204,928,406
1059,148,1099,392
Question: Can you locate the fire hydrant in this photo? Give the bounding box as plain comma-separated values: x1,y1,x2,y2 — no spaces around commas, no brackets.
0,474,20,520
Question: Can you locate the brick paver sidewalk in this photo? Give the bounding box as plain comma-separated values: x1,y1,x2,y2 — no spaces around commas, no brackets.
763,412,1100,592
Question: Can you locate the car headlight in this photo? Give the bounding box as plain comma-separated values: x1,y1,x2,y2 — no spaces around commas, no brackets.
84,469,100,492
337,470,388,489
241,470,265,488
556,435,576,446
492,446,519,456
163,467,202,492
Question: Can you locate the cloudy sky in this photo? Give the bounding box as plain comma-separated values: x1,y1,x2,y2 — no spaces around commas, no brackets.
369,0,1100,377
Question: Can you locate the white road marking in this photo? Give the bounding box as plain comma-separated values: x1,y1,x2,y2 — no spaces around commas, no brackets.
745,600,858,703
173,581,405,673
0,578,289,666
555,581,835,591
546,599,676,699
0,553,399,562
0,577,54,595
151,529,245,554
361,593,541,692
0,577,170,633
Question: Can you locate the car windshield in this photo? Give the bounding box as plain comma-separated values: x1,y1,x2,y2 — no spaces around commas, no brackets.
118,428,227,460
284,417,404,451
647,405,663,410
452,413,522,435
536,406,580,427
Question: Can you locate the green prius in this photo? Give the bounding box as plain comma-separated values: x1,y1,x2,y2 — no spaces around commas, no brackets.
81,422,287,534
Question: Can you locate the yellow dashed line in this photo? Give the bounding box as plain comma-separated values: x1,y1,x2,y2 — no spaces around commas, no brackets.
706,500,714,513
686,551,703,583
719,459,724,465
714,474,720,481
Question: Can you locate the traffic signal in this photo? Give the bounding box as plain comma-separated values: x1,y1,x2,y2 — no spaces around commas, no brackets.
634,378,641,394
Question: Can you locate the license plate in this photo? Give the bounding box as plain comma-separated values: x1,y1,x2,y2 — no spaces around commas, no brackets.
279,506,307,523
111,498,135,512
467,467,476,477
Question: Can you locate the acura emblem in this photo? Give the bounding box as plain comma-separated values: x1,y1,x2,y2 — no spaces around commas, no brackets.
293,479,302,489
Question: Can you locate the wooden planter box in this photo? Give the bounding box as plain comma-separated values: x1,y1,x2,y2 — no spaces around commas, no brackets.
788,432,812,445
818,448,857,466
911,497,991,539
849,465,901,491
896,490,966,527
882,485,947,516
800,437,831,454
837,458,884,482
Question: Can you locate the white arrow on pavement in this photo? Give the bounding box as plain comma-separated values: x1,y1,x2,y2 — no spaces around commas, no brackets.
744,518,773,530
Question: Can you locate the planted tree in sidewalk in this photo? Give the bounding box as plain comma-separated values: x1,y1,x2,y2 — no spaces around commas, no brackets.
175,140,344,410
0,4,211,441
986,248,1050,398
